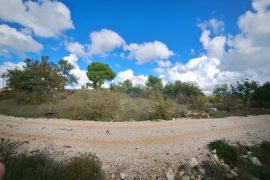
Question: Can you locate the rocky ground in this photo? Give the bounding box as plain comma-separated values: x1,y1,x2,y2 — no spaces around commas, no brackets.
0,114,270,179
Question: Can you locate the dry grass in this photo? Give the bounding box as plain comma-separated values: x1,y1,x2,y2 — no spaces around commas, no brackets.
0,89,187,121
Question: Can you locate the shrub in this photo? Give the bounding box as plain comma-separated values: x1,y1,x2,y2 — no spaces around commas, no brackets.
0,138,104,180
202,161,229,180
189,96,207,111
208,139,240,167
150,90,173,120
252,81,270,108
59,153,105,180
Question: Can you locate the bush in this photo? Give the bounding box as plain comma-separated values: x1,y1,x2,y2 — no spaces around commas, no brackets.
208,139,240,167
150,90,173,120
61,90,120,121
0,138,104,180
59,153,105,180
252,82,270,108
189,96,207,111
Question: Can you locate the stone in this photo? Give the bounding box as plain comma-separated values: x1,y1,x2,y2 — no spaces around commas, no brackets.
230,170,238,177
190,174,195,179
189,157,199,167
179,170,185,176
221,163,230,169
212,154,219,163
211,149,217,154
165,168,174,180
120,172,126,179
249,157,262,166
199,168,205,174
182,175,190,180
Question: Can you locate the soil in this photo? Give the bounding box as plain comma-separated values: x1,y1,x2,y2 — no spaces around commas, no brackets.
0,114,270,179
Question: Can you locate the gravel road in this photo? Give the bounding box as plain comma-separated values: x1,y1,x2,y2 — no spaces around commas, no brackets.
0,114,270,178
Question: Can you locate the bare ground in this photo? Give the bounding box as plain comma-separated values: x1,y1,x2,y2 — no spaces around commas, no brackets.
0,114,270,179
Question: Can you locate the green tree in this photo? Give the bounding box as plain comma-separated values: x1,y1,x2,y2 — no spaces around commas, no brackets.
146,75,163,90
213,84,230,102
252,81,270,108
163,80,204,98
231,79,259,105
86,62,116,89
4,56,76,103
58,59,78,85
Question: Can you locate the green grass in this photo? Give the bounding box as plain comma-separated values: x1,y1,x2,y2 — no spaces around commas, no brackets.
208,139,241,167
0,138,105,180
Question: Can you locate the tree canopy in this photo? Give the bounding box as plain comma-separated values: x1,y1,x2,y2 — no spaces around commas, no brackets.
86,62,116,89
3,56,77,103
146,75,163,90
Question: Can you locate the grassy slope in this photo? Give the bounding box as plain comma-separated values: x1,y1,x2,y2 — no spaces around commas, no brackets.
0,90,187,121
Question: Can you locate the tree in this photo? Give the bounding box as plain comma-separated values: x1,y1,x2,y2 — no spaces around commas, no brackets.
252,81,270,108
163,80,204,98
4,56,76,103
231,79,259,105
86,62,116,89
213,84,230,102
146,75,163,90
58,59,77,86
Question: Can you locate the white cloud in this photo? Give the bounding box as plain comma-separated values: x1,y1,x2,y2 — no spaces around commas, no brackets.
199,29,226,59
0,24,43,56
199,18,224,34
114,69,148,86
238,0,270,42
156,0,270,93
65,42,86,57
63,54,90,89
124,41,174,64
89,29,125,55
0,0,74,37
223,0,270,83
0,61,25,88
157,56,242,93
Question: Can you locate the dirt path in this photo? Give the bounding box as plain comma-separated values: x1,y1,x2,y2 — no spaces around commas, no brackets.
1,114,270,178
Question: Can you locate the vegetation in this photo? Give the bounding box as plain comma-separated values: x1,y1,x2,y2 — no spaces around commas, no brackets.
0,138,105,180
1,57,270,121
204,139,270,180
86,62,116,89
2,56,76,104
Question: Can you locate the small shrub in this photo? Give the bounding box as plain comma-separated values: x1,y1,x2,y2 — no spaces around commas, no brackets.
251,141,270,165
150,90,173,120
189,96,207,111
0,138,104,180
202,161,229,180
59,153,105,180
208,139,240,167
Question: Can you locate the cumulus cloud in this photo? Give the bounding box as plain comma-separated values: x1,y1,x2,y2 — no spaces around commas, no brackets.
224,0,270,82
156,0,270,92
0,0,74,37
0,24,43,56
114,69,148,86
199,29,226,59
89,29,125,55
65,42,86,57
0,61,25,88
198,18,224,34
63,54,90,88
157,56,242,93
124,41,174,64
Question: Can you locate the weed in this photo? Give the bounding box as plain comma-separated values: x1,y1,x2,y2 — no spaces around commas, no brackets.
208,139,240,167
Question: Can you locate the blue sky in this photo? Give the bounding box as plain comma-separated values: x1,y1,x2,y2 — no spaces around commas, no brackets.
0,0,270,92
